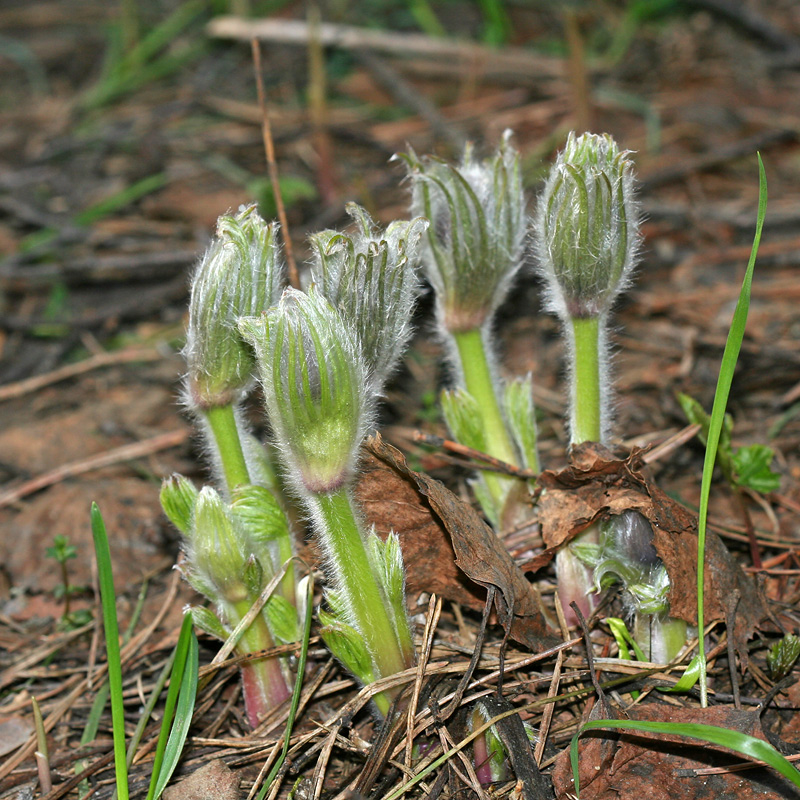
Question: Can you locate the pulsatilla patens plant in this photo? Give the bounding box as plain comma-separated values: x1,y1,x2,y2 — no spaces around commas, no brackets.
161,206,298,727
240,286,416,716
534,132,642,624
535,133,686,659
399,131,538,529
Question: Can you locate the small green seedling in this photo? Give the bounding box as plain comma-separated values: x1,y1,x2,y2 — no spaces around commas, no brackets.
678,393,781,494
45,534,91,629
766,634,800,682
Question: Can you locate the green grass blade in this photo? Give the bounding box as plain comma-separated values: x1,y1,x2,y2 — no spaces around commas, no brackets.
147,614,198,800
90,503,129,800
695,155,767,706
255,574,315,800
570,718,800,796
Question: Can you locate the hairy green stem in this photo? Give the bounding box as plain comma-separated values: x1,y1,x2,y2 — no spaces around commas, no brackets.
453,328,519,518
312,487,413,684
204,404,251,492
557,315,604,624
570,316,602,445
233,599,292,727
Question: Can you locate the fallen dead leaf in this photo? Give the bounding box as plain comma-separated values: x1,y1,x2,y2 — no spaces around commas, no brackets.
0,715,33,758
365,435,557,652
163,759,241,800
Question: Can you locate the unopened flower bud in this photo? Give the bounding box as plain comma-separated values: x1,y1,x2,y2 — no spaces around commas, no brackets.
185,205,284,408
398,130,527,333
160,473,198,535
310,203,427,394
187,486,254,604
239,286,370,495
535,132,641,319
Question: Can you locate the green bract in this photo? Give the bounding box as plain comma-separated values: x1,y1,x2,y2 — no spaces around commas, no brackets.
184,205,284,408
310,203,428,395
399,129,526,333
239,286,370,495
535,132,640,320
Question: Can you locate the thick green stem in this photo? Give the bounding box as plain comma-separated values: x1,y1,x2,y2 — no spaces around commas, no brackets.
204,404,251,493
558,315,603,625
312,488,413,683
570,315,602,445
453,328,519,519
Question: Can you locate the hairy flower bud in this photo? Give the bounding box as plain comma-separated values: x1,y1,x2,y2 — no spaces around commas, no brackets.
185,486,255,604
239,286,371,495
184,205,285,408
398,130,527,333
310,203,428,394
534,132,641,319
159,473,198,535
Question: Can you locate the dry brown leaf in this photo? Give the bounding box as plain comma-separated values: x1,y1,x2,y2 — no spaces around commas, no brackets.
364,435,557,652
162,760,241,800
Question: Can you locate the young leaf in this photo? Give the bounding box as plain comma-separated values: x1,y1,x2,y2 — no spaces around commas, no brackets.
732,443,780,493
90,503,129,800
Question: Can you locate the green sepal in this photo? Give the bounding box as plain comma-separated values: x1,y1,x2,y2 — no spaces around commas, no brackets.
264,594,300,644
503,375,539,474
160,474,199,535
232,484,290,554
190,605,230,641
440,387,487,453
366,529,406,630
190,487,252,604
319,607,376,687
243,554,264,596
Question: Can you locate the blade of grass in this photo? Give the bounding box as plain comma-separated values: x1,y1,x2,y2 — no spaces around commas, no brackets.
146,614,198,800
570,719,800,796
695,155,767,706
255,573,314,800
90,502,129,800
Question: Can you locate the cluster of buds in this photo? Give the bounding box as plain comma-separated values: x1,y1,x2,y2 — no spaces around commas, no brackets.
160,476,295,727
241,274,417,713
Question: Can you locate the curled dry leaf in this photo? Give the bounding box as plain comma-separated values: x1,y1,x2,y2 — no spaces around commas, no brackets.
536,442,769,659
361,434,557,652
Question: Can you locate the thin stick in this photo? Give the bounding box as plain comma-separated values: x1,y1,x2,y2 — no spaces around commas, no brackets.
0,348,161,402
251,38,299,290
0,429,189,508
